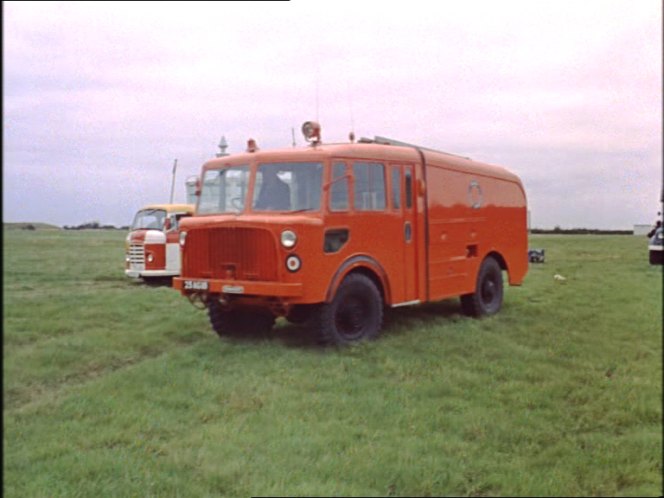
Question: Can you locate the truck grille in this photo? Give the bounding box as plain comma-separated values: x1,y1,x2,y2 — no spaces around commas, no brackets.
128,244,145,265
185,227,278,281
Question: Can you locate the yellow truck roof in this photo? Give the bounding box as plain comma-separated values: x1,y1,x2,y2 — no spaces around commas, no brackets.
139,204,195,214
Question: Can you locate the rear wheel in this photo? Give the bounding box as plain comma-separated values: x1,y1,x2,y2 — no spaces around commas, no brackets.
207,299,275,338
461,257,504,317
650,250,663,265
315,273,383,346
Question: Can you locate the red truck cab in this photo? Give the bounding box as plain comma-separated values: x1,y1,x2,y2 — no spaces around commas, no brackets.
125,203,194,280
174,122,528,345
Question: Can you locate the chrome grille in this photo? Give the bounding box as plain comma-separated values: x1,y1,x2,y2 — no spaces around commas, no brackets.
128,244,145,265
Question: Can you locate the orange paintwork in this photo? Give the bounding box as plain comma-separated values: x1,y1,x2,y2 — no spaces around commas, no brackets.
173,142,527,312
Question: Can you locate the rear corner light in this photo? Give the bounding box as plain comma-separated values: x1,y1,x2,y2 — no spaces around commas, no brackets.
179,231,187,247
286,255,301,272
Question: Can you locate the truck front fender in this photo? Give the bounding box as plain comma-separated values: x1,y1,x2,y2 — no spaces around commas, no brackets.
325,255,391,304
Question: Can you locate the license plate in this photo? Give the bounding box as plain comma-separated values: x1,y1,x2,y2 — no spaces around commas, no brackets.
222,285,245,294
183,280,209,291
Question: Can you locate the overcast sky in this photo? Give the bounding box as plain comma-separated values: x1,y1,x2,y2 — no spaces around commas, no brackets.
3,0,662,229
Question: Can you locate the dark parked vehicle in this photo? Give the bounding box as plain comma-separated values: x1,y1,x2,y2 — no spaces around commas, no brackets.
649,226,663,265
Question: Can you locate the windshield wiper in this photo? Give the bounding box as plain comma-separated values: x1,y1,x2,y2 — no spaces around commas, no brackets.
288,208,316,214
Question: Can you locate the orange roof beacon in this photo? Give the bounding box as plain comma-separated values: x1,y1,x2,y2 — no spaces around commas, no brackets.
173,122,528,345
125,203,194,280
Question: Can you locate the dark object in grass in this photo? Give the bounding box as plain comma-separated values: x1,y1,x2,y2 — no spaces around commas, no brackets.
528,249,545,263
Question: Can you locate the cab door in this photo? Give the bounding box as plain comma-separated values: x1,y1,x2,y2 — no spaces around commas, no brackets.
390,164,418,303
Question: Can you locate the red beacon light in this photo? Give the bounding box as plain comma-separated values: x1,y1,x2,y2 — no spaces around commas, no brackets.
246,138,259,153
301,121,321,145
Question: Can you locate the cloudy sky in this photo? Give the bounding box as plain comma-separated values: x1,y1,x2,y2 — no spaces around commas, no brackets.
3,0,662,229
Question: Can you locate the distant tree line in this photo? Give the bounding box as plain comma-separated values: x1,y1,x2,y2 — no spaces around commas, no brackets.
63,221,129,230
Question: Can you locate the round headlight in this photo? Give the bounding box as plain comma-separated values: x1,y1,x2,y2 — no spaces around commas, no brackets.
147,253,154,263
179,231,187,247
286,255,301,272
281,230,297,248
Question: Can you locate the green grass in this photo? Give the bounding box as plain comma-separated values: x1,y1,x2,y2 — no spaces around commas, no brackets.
3,230,662,497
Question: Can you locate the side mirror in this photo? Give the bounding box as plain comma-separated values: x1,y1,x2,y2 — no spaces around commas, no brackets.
164,218,172,231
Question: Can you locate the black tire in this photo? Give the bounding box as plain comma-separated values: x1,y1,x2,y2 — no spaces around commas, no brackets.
207,299,275,338
650,250,663,265
461,257,504,317
315,273,383,346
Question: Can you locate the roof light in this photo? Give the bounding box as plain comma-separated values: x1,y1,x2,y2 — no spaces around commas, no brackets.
246,138,258,153
301,121,321,144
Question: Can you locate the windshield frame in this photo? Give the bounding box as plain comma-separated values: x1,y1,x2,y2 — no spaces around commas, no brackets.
252,161,324,213
197,164,251,215
196,160,325,216
131,208,167,231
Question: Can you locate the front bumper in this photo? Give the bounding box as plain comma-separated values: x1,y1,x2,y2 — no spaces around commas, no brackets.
126,269,179,279
173,277,303,297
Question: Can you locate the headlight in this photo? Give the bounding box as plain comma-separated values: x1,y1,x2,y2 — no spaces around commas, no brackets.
147,253,154,263
281,230,297,248
286,255,301,272
179,231,187,247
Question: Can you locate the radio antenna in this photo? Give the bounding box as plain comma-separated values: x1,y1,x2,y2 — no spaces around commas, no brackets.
347,80,355,142
315,78,320,123
315,59,321,123
169,159,177,203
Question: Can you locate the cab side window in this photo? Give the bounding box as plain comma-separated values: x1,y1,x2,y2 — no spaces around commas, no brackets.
353,162,386,211
330,162,349,211
405,168,413,209
171,213,190,231
391,166,401,210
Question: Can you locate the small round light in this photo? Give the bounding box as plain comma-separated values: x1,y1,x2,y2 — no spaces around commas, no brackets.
179,231,187,247
281,230,297,248
286,255,301,272
147,253,154,263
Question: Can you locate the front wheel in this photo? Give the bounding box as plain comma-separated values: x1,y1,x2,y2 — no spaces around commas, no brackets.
461,257,504,317
315,273,383,346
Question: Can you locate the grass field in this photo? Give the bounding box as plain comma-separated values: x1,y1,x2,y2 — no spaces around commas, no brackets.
3,229,662,497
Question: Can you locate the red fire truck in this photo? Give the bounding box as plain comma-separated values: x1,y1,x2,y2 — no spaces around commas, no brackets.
174,122,528,345
125,203,194,280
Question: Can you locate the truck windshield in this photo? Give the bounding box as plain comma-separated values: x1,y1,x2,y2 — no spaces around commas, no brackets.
131,209,166,230
253,162,323,212
198,166,250,214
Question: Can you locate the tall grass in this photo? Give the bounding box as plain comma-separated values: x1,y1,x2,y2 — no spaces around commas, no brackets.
3,230,662,496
